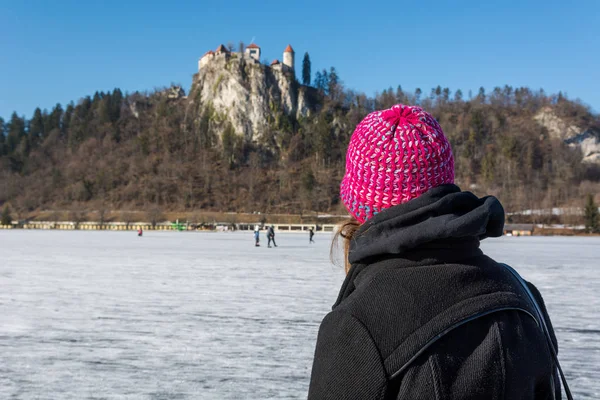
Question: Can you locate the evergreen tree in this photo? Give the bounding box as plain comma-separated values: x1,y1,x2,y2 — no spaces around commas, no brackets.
63,103,75,134
45,103,63,134
6,112,26,153
454,89,463,102
29,107,45,147
442,87,450,102
415,88,422,104
477,87,486,103
395,85,405,103
328,67,339,100
0,117,5,155
110,89,123,123
314,71,323,91
221,123,236,167
314,69,330,94
302,52,311,86
584,194,599,233
1,204,12,226
98,95,112,124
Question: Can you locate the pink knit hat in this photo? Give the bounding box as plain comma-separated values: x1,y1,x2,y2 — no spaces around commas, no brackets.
340,104,454,223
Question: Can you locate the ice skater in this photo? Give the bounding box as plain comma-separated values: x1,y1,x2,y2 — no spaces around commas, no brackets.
254,227,260,247
309,227,315,243
137,227,143,237
267,225,277,248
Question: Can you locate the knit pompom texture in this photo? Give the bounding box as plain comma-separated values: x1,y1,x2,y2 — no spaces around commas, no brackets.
340,104,454,223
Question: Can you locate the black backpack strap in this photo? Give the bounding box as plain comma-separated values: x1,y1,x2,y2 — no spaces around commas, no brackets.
500,263,573,400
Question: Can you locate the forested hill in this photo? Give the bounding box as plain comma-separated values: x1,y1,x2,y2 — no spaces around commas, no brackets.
1,59,599,221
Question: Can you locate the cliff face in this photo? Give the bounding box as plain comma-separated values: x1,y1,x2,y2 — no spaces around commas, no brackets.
535,107,600,164
189,55,318,142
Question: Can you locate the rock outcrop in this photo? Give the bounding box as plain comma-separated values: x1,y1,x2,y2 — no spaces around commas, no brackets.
564,129,600,164
535,107,600,164
189,54,318,142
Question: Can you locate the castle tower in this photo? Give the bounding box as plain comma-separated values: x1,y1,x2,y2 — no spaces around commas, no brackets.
245,43,261,61
283,44,295,72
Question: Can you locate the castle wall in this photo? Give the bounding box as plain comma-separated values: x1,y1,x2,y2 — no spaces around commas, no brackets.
199,55,214,71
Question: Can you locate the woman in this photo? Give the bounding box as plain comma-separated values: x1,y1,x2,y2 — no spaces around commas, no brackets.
308,104,565,399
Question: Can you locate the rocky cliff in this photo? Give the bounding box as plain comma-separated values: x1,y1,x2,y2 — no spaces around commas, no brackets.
535,107,600,164
189,55,319,142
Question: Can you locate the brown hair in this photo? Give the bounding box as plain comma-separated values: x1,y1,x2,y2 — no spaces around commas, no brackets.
330,217,361,274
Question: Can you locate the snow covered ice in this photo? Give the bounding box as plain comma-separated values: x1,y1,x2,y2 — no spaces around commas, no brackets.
0,231,598,399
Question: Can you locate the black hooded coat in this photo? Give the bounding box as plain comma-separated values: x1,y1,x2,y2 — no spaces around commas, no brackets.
308,185,561,399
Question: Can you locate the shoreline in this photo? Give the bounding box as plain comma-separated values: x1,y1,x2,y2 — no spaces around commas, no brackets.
1,222,599,236
0,220,336,233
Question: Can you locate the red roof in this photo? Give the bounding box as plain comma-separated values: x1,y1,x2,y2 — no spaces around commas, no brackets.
284,44,294,53
246,43,260,49
216,44,229,53
270,59,280,65
202,50,214,57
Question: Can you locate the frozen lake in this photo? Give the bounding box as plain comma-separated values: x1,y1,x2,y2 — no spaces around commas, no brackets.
0,231,598,399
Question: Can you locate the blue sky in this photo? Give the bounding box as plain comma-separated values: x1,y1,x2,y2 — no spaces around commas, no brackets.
1,0,599,120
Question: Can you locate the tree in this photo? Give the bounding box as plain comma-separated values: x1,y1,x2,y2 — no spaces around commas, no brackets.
45,103,63,134
302,52,311,86
1,205,12,226
301,169,316,211
69,207,87,229
121,211,135,229
314,71,323,92
29,108,45,147
221,123,236,167
328,67,340,101
110,89,123,123
414,88,422,104
477,86,486,103
98,207,109,229
395,85,405,104
442,87,450,103
6,112,26,153
0,117,5,155
314,69,329,94
454,89,463,102
584,194,599,233
147,207,164,229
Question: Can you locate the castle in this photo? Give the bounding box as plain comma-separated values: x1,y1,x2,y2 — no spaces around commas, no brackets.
198,43,295,73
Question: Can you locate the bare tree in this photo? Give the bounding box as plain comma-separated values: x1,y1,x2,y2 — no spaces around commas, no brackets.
98,206,109,230
147,207,164,229
69,206,87,230
120,211,135,229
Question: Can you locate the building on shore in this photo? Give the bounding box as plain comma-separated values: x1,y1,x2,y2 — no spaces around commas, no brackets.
503,224,534,236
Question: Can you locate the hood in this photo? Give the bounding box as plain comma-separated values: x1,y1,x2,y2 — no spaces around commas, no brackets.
348,184,505,265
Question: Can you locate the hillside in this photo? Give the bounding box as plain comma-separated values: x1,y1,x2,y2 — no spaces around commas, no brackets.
1,51,599,224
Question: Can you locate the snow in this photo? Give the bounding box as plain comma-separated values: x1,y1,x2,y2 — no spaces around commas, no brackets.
0,231,598,399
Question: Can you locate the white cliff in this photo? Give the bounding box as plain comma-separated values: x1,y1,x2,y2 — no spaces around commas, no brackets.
189,54,317,142
535,107,600,164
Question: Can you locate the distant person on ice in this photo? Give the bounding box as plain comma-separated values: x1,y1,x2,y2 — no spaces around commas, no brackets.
267,225,277,248
254,227,260,247
309,227,315,244
308,104,569,399
137,228,143,237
